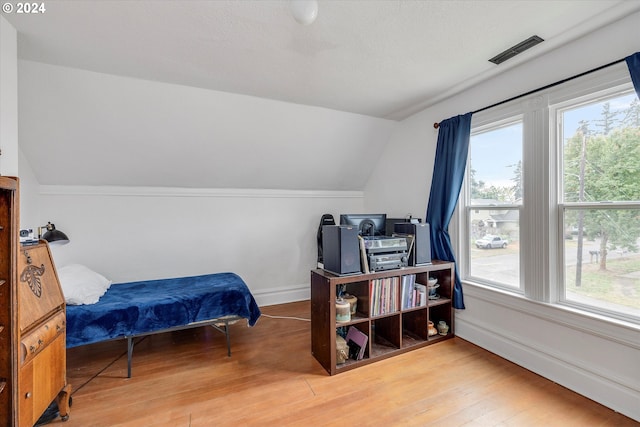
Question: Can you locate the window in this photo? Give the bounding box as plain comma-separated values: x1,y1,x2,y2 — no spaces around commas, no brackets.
558,91,640,319
466,120,522,289
459,63,640,323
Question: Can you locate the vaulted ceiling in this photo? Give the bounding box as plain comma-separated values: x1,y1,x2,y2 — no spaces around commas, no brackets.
5,0,639,190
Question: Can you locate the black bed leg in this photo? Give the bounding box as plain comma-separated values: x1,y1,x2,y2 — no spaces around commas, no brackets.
127,336,134,378
225,320,231,357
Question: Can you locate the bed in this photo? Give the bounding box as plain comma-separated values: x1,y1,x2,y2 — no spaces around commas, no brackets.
64,271,261,377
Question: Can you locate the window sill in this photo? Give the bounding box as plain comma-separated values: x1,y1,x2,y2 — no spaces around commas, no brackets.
461,280,640,349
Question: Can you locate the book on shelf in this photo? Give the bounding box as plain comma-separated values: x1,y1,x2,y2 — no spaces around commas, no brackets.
369,276,399,316
401,274,416,309
414,283,427,307
345,326,368,360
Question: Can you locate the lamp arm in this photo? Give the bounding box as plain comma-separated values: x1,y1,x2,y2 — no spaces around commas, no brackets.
37,222,55,239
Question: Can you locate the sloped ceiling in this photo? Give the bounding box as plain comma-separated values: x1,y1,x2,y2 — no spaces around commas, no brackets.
17,60,396,190
6,0,640,190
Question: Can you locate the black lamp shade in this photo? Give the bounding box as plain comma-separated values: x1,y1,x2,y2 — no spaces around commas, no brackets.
42,223,70,245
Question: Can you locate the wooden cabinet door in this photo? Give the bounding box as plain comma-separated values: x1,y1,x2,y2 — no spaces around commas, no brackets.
19,334,67,426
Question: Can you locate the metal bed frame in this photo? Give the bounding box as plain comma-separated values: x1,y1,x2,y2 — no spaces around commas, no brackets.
124,315,242,378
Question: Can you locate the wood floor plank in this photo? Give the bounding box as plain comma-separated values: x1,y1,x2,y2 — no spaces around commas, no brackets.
49,301,637,426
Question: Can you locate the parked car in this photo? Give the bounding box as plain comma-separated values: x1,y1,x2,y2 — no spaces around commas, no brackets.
475,235,508,249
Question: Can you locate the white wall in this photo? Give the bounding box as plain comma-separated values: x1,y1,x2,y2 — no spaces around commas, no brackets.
15,59,398,307
1,17,38,230
0,16,18,176
364,111,438,219
36,185,363,306
17,61,396,191
17,150,40,231
366,11,640,421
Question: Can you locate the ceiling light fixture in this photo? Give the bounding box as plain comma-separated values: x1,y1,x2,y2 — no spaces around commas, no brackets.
290,0,318,25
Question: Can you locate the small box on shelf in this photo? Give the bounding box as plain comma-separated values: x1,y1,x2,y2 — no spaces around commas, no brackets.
337,281,369,318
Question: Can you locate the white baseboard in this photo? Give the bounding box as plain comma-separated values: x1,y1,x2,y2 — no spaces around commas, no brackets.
456,318,640,422
252,285,310,308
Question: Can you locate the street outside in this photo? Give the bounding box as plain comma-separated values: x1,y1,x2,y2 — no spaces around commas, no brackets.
469,237,640,316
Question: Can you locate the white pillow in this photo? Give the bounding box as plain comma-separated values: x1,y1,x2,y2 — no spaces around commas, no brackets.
57,264,112,305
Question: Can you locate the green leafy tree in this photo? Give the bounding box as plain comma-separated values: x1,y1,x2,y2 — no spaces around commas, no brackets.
564,126,640,272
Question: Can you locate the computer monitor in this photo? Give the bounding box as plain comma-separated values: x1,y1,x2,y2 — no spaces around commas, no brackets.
339,214,387,237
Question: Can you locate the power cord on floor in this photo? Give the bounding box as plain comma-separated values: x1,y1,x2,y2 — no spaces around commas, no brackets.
261,314,310,322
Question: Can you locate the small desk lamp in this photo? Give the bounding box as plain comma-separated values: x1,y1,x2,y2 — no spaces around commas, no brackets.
39,222,70,245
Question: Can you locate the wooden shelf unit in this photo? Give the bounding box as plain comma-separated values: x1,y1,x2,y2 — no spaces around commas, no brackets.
311,261,455,375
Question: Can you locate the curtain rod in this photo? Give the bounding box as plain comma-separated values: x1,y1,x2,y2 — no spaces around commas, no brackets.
433,56,627,129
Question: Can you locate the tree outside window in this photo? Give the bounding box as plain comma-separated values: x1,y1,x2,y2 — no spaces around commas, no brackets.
561,94,640,316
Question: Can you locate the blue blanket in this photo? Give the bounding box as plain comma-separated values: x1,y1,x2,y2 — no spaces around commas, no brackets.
66,272,261,348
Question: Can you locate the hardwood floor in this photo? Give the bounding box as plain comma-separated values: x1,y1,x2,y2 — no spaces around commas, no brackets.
53,301,636,427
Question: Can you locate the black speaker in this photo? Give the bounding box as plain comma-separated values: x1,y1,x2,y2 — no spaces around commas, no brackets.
385,218,422,236
394,222,431,266
316,214,336,263
322,225,362,275
385,218,405,236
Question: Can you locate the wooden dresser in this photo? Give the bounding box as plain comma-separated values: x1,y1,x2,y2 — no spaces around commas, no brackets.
1,177,71,426
0,177,19,425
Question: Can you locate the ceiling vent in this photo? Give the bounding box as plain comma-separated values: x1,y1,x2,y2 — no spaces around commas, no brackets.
488,35,544,65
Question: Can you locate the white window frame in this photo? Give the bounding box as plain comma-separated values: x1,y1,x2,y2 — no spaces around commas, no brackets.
456,61,639,325
464,115,524,293
552,84,640,323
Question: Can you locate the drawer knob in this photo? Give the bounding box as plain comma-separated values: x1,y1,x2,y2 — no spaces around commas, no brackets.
25,391,32,399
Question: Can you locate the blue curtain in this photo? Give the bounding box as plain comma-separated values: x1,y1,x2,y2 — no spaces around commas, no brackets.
626,52,640,98
426,113,472,309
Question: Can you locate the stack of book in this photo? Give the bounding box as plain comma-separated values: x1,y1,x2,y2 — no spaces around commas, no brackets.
401,274,428,309
369,277,399,316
